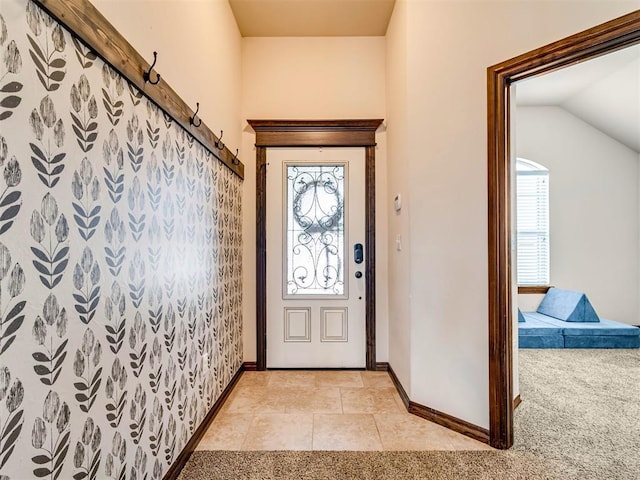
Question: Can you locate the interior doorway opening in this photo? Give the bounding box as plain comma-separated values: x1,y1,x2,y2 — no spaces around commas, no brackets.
487,10,640,449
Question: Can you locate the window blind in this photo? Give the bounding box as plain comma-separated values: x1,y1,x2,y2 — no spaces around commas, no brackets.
516,167,549,285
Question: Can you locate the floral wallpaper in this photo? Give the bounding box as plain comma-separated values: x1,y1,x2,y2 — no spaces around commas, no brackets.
0,1,243,479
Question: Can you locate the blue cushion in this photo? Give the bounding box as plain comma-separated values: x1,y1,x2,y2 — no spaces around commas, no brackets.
533,316,640,337
537,287,599,322
518,310,640,349
519,335,565,348
564,335,640,348
519,312,563,334
517,309,525,323
518,312,565,348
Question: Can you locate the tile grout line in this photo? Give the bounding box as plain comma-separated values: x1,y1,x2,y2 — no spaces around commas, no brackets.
371,412,386,451
238,413,256,451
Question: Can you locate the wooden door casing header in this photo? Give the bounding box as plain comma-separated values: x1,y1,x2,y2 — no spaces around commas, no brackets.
249,119,383,147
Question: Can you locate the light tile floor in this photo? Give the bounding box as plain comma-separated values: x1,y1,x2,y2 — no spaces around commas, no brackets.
196,370,492,451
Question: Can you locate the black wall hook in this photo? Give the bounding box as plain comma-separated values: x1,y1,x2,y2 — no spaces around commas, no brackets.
190,103,202,127
231,149,240,165
215,130,225,150
143,51,160,85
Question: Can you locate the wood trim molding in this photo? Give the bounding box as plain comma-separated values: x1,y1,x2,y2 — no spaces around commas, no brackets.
513,395,522,410
517,285,551,295
256,147,267,371
387,364,488,444
487,10,640,450
243,361,258,371
250,119,384,371
163,365,244,480
408,402,490,444
387,364,410,409
35,0,244,179
248,119,383,147
375,362,390,371
365,146,377,369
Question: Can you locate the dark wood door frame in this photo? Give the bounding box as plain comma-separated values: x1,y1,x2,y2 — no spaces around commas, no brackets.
487,10,640,449
248,119,384,371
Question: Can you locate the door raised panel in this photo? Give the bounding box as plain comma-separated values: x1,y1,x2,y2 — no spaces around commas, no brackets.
321,307,348,342
284,307,312,342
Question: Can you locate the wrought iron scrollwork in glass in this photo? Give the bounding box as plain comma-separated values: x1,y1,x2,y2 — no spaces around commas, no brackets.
286,164,346,296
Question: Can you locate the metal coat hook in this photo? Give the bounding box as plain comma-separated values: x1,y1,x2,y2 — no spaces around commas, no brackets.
231,149,240,165
143,51,160,85
215,130,225,150
190,102,202,127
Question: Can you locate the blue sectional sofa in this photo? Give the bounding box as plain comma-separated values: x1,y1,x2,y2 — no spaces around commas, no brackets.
518,288,640,349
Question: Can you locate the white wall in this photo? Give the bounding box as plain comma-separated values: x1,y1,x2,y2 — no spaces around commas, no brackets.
386,0,640,430
241,37,389,362
516,106,639,325
92,0,243,152
385,0,412,395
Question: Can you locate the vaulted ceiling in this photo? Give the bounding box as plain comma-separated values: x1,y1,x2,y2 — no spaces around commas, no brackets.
516,44,640,153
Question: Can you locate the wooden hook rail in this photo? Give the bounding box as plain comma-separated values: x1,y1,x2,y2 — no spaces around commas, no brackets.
35,0,244,179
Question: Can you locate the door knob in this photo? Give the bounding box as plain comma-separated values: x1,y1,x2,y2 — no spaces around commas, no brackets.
355,271,363,279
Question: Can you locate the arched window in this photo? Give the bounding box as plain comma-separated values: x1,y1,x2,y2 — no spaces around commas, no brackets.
516,158,549,285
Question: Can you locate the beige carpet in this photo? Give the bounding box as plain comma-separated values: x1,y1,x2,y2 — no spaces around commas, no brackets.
179,349,640,479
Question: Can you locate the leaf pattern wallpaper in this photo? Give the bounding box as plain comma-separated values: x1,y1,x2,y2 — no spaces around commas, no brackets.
0,1,244,479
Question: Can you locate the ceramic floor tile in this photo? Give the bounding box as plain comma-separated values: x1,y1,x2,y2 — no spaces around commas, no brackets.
196,413,253,450
340,387,405,414
360,371,395,388
444,428,494,451
224,386,286,414
314,371,364,388
279,387,342,414
214,370,489,452
267,370,317,388
374,413,492,451
242,414,313,450
313,414,382,451
237,371,272,388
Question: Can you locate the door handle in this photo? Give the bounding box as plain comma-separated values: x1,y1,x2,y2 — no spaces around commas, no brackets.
354,243,363,264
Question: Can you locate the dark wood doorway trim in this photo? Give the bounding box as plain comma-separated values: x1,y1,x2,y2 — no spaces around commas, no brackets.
248,119,384,371
487,10,640,449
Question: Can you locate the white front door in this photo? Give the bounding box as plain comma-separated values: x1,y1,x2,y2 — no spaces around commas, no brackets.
266,148,366,368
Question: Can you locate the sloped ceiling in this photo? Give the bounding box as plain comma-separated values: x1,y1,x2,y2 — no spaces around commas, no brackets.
516,44,640,153
228,0,396,37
